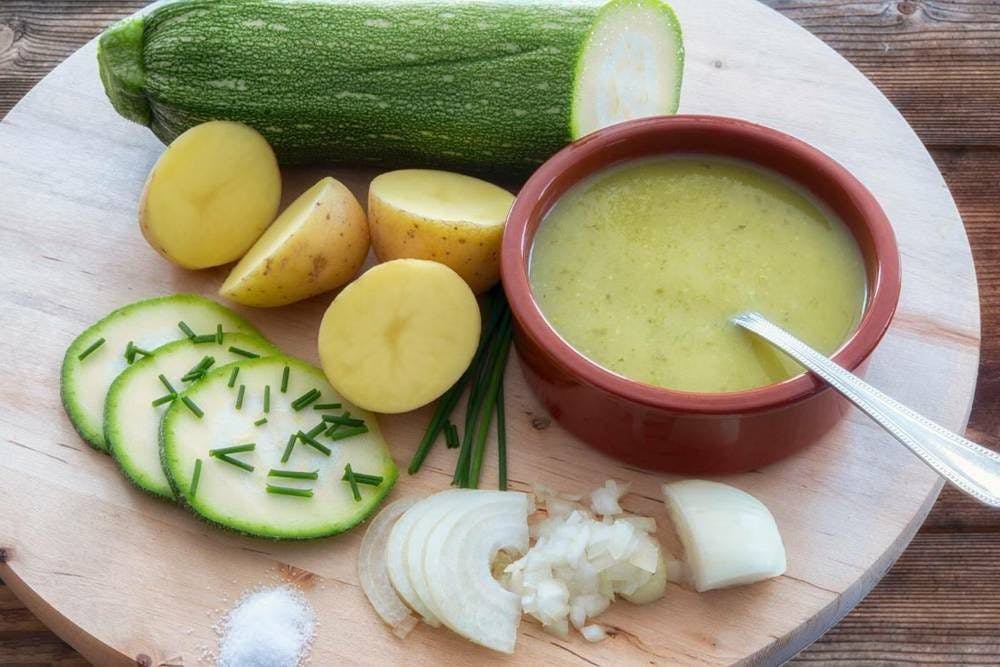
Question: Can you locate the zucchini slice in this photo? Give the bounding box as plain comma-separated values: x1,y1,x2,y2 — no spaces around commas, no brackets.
161,356,398,539
105,333,278,499
62,294,262,451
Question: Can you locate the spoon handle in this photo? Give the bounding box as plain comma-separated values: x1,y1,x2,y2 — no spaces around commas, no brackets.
733,311,1000,507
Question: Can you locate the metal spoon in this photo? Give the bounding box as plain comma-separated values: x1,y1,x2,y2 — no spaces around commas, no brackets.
732,311,1000,507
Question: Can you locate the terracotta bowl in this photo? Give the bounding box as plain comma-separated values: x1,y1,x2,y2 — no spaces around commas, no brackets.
500,115,901,474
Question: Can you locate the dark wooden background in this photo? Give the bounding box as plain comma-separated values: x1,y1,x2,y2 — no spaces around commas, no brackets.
1,1,997,664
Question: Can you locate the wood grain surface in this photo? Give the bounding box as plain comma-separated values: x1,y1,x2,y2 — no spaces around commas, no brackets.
0,1,996,665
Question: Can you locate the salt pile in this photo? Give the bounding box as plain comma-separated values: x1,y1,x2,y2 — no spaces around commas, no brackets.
217,585,316,667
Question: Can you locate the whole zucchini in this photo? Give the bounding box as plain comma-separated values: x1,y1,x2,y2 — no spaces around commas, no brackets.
98,0,683,174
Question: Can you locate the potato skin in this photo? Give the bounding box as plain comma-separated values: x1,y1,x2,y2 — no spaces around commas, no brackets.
220,177,369,307
368,191,505,294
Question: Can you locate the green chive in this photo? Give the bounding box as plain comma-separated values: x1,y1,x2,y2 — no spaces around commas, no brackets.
291,388,321,411
280,433,297,464
254,417,268,426
328,426,369,441
124,341,136,364
235,384,245,409
341,470,383,486
77,337,106,361
467,316,513,489
297,430,331,456
306,421,328,440
151,393,176,408
268,469,319,480
132,345,153,359
497,379,507,491
267,485,313,498
263,385,271,414
178,321,196,339
227,366,240,388
158,374,176,394
229,346,259,359
181,396,204,418
182,356,215,382
280,365,290,393
322,414,365,428
444,421,460,449
192,334,217,344
215,453,254,473
210,443,256,456
216,324,223,344
190,458,202,497
313,403,343,411
344,464,362,501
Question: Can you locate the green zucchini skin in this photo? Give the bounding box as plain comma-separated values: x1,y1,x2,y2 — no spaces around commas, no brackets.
98,0,604,174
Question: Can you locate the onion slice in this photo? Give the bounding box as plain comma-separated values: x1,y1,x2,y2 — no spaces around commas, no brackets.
421,490,530,654
662,480,786,592
359,497,423,638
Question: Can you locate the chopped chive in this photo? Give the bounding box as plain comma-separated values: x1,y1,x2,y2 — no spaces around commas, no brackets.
151,393,177,408
235,384,245,409
190,458,202,497
280,365,290,393
322,414,365,428
229,346,259,359
181,356,215,382
268,469,319,480
280,433,297,464
178,321,196,339
254,417,268,427
181,396,204,418
313,403,343,411
158,374,176,394
291,388,321,411
210,443,256,456
341,470,383,486
323,411,350,437
192,334,217,344
328,426,369,441
215,453,254,473
344,464,362,501
263,385,271,414
306,421,328,440
77,337,106,361
444,420,460,449
497,379,507,491
132,345,153,359
216,324,223,344
227,366,240,388
124,341,136,364
267,485,314,498
297,430,331,456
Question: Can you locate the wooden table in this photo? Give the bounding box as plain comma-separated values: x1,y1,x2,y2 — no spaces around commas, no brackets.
0,1,997,664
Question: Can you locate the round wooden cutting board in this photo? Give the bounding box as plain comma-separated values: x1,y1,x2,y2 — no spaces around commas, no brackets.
0,1,981,665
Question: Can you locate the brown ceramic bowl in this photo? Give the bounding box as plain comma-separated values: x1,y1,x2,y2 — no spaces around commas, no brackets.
501,115,901,474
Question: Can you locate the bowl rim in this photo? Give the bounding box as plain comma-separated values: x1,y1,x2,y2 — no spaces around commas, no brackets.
500,114,901,415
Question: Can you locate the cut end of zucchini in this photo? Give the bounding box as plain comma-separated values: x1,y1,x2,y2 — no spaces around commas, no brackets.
571,0,684,138
97,16,151,126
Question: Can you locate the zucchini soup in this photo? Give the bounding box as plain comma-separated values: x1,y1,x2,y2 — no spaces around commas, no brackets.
528,156,867,393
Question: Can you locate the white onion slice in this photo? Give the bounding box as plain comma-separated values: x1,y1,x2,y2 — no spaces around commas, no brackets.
359,497,422,638
421,490,530,654
662,480,787,592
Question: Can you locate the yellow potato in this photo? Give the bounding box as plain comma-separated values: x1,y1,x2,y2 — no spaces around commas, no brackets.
220,177,369,307
139,121,281,269
318,259,480,414
368,169,514,293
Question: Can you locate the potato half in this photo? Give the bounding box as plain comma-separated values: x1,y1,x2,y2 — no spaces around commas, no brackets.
368,169,515,294
220,176,369,307
139,121,281,269
318,259,481,414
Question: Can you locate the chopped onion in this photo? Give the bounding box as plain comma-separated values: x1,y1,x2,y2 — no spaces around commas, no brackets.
662,480,786,592
590,479,630,517
359,497,422,638
581,624,608,643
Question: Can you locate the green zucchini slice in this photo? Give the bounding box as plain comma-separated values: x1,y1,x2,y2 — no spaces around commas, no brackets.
161,356,398,539
62,294,262,451
105,333,278,499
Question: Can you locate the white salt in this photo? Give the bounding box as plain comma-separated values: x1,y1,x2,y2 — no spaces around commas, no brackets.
217,586,315,667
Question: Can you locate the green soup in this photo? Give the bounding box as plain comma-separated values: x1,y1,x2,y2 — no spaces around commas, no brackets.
529,156,867,393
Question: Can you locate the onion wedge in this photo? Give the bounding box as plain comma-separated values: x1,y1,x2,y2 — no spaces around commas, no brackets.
359,497,422,638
